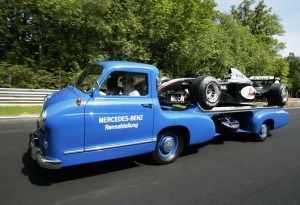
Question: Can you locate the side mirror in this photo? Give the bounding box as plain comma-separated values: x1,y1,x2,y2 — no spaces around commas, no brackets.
89,87,96,98
90,86,103,98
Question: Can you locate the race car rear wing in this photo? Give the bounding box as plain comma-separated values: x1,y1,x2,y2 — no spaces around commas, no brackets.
249,76,280,82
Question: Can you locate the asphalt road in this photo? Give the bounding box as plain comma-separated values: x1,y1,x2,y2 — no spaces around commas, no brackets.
0,108,300,205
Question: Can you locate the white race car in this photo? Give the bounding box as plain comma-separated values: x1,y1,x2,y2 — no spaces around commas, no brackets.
158,68,289,109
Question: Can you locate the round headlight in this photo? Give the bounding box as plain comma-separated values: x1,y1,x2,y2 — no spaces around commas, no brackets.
43,137,48,149
42,109,47,120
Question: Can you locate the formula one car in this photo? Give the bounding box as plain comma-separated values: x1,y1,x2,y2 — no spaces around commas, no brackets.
249,75,281,99
158,68,289,109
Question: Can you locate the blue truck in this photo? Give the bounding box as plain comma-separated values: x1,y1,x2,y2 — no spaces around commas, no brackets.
29,61,289,169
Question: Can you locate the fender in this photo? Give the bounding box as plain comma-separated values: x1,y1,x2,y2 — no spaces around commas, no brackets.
172,106,216,145
249,109,289,133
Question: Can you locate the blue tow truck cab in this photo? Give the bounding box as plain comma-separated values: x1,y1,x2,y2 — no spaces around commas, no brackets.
29,61,289,169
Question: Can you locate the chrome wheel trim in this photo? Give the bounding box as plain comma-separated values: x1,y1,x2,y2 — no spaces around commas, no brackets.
206,82,220,103
281,87,289,103
259,124,268,140
158,134,179,158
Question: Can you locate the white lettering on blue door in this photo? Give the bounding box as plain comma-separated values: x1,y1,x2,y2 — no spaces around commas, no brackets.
99,115,144,130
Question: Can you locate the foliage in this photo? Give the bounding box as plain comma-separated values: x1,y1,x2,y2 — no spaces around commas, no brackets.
231,0,285,54
286,53,300,97
0,61,80,89
0,0,297,94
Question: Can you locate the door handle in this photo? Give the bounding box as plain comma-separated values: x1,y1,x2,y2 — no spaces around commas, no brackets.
141,103,153,108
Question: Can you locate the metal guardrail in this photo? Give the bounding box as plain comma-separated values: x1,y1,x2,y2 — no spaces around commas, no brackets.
0,88,57,105
288,98,300,105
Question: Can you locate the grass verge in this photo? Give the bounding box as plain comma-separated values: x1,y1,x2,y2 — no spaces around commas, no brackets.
0,106,41,116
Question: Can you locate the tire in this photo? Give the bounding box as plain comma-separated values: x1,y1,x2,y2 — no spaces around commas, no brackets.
267,83,289,106
190,76,221,109
153,130,184,164
255,122,270,142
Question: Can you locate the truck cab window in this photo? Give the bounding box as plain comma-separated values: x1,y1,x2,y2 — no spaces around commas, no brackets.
101,71,148,96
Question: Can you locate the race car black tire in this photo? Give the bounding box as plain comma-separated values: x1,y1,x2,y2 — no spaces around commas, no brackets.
267,83,289,106
190,76,221,109
153,130,184,164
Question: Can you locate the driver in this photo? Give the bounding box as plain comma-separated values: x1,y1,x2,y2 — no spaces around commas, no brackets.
121,75,140,96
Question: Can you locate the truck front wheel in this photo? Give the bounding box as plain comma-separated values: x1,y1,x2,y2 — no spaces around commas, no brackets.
153,131,184,164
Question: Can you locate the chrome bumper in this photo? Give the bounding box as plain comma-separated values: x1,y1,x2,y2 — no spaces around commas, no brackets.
29,132,62,169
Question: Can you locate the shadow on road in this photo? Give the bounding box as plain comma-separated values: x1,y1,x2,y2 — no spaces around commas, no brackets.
21,149,151,186
182,132,271,157
211,132,273,144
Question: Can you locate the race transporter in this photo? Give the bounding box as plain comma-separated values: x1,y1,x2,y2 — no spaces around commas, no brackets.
29,61,289,169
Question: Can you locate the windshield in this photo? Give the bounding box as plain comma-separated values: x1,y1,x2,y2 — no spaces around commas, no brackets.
75,64,104,93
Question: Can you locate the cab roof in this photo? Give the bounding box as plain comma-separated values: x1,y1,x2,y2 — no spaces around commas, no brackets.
92,61,159,74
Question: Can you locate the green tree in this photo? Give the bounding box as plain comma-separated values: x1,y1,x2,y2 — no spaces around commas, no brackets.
231,0,285,54
211,11,276,78
105,0,217,77
286,53,300,97
0,0,112,88
0,0,293,90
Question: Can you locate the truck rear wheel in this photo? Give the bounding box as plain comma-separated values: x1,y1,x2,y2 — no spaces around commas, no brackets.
255,122,270,142
190,76,221,109
267,83,288,106
153,130,184,164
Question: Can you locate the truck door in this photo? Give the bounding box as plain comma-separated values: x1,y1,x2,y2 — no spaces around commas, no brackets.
84,70,154,152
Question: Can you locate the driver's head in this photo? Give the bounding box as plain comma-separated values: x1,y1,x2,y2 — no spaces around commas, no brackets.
122,75,134,90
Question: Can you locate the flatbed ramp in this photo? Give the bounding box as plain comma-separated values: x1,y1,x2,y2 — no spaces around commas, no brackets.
199,104,283,114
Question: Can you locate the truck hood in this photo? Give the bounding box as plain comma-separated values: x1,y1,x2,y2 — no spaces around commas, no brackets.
43,86,88,108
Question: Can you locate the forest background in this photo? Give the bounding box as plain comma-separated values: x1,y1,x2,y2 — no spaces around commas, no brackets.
1,0,300,97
